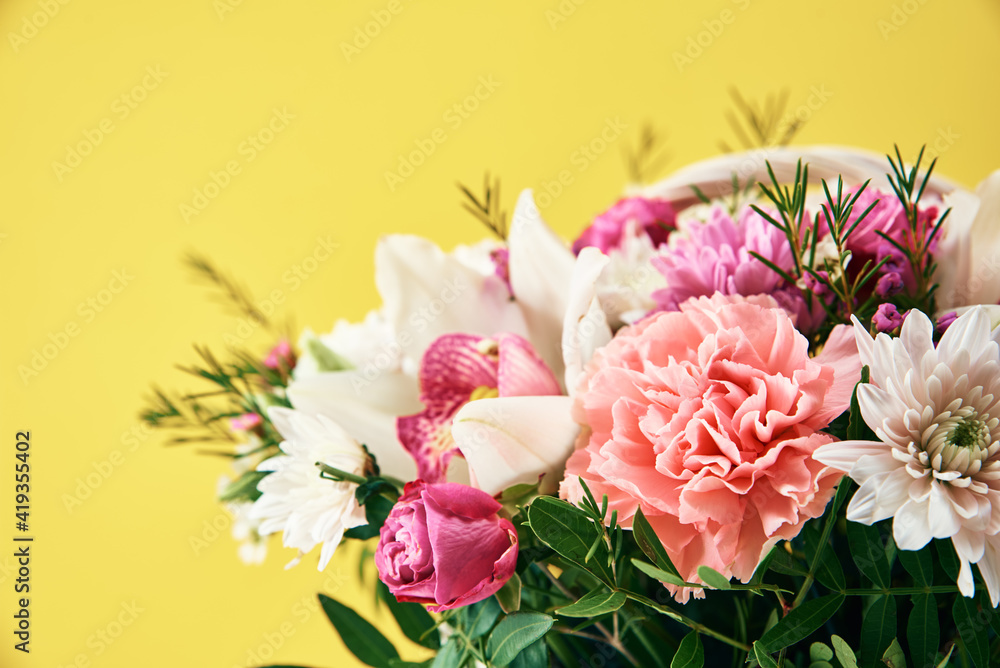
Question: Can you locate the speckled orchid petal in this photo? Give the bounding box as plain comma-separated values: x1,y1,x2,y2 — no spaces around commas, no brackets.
398,332,560,482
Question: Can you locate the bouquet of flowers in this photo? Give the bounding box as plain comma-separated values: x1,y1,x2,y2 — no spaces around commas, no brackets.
144,140,1000,668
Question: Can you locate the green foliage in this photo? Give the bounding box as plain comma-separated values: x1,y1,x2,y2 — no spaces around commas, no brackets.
319,594,400,668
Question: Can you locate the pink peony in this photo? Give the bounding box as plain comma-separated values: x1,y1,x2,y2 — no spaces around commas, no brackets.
561,294,860,601
376,481,518,611
573,197,675,255
651,205,821,331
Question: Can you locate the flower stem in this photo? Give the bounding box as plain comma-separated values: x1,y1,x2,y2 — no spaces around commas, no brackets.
623,591,752,653
315,462,366,485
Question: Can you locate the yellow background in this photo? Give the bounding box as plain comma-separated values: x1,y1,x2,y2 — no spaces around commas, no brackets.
1,0,999,666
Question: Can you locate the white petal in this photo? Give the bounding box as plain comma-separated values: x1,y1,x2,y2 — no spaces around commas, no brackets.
857,385,905,438
850,315,875,368
899,309,935,371
848,469,912,524
978,537,1000,608
934,186,978,311
452,395,579,496
286,371,421,480
561,247,612,395
966,171,1000,306
813,440,894,475
893,499,934,550
374,235,528,360
508,190,576,382
928,483,962,539
937,306,991,366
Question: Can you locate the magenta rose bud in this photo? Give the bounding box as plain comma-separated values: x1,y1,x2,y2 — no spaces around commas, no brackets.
375,481,518,611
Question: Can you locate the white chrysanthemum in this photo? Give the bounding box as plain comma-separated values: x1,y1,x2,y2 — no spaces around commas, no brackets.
814,307,1000,605
250,408,368,570
595,220,666,326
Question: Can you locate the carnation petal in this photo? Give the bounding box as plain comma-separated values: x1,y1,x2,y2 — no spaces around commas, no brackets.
811,324,862,423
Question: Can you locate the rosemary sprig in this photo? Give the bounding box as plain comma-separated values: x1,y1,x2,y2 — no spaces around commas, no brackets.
458,172,507,240
624,123,671,185
719,88,803,153
184,252,279,335
879,145,952,310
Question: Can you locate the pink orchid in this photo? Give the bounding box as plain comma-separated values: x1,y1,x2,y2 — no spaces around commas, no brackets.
398,332,561,482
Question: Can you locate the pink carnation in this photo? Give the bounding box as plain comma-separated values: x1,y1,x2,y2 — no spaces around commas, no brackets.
573,197,675,255
651,206,820,330
561,294,860,601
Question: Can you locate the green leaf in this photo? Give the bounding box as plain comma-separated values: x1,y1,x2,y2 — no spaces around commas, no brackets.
632,507,684,582
768,547,810,577
810,642,834,661
860,595,896,668
556,586,626,618
831,634,859,668
318,594,400,668
388,662,432,668
459,596,502,640
881,638,906,668
344,491,396,540
906,593,938,668
758,593,845,653
508,639,548,668
809,662,834,668
847,368,876,441
670,631,704,668
953,595,989,668
750,545,780,588
486,613,555,667
935,540,959,582
218,470,270,503
753,641,779,668
304,335,353,371
803,522,846,592
848,522,890,588
897,547,933,587
696,565,732,590
935,645,954,668
631,558,685,586
496,572,522,614
431,637,464,668
376,583,440,650
526,496,613,583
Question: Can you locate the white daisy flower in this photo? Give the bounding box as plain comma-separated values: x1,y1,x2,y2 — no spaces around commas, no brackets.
250,408,369,570
814,307,1000,605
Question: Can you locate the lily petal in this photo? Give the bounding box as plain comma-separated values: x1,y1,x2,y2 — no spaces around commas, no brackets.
452,395,579,496
287,370,421,480
561,247,612,395
374,235,527,360
508,190,576,383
